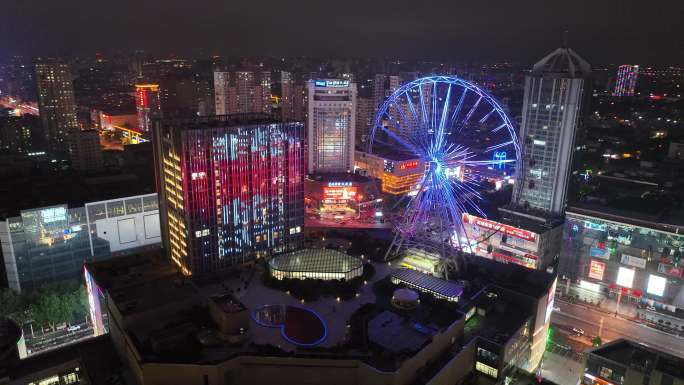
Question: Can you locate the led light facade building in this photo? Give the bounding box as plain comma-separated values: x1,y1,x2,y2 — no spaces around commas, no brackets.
154,114,304,278
135,84,161,134
35,59,79,150
612,65,639,97
307,79,356,174
512,47,591,215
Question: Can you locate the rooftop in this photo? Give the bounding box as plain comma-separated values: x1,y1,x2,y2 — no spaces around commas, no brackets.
589,339,684,380
161,113,297,130
531,47,591,77
367,311,433,354
391,268,464,301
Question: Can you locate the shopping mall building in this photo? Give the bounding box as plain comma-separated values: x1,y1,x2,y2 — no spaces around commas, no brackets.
559,205,684,313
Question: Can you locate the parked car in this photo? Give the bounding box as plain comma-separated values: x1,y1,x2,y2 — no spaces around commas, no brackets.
67,325,81,332
571,327,585,336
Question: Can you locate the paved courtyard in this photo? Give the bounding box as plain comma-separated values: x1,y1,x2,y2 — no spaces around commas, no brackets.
224,260,392,351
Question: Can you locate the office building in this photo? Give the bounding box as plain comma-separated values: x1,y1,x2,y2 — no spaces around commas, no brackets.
463,46,591,272
512,46,591,215
372,74,400,110
355,96,374,147
612,65,639,97
35,58,79,150
213,71,235,115
354,148,425,195
0,193,161,291
307,79,357,174
280,71,306,122
68,129,103,170
153,114,304,278
135,84,161,134
582,339,684,385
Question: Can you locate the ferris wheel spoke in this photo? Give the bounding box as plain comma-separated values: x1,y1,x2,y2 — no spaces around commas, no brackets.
456,95,483,134
479,107,497,124
433,84,452,155
460,159,515,166
375,124,422,155
491,123,508,133
448,88,468,134
485,140,514,153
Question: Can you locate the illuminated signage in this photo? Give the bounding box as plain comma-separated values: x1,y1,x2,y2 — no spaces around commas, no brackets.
588,260,606,280
462,213,537,242
616,267,635,288
328,181,352,187
621,254,646,269
323,186,357,201
545,277,557,323
580,280,601,292
584,220,607,232
590,246,610,260
658,263,683,278
41,207,67,224
646,274,667,296
399,160,419,170
314,79,349,88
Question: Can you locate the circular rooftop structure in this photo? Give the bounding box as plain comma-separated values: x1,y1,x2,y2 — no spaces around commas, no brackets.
392,288,419,310
269,248,363,281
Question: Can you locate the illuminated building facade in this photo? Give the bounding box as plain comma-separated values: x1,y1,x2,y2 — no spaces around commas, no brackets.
461,213,563,270
612,65,639,97
0,194,161,291
512,47,591,215
307,79,356,174
304,174,380,221
35,59,79,150
355,149,425,195
154,115,304,277
135,84,161,134
560,207,684,311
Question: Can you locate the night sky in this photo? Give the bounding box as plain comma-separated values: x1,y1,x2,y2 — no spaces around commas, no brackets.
2,0,682,64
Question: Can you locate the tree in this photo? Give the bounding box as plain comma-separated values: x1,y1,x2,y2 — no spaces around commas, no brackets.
33,293,69,331
0,288,22,318
592,336,602,347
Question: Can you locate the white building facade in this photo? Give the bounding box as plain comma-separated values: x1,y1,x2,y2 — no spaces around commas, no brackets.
307,79,357,174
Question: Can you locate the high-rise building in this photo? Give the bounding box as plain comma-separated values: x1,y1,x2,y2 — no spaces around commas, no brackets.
512,47,591,215
154,114,304,278
280,71,295,121
612,64,639,97
135,84,161,134
35,59,79,150
307,79,357,174
215,71,271,115
214,71,236,115
463,47,591,272
68,129,103,170
355,96,374,148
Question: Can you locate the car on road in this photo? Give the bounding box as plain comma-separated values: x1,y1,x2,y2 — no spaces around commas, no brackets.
571,327,585,336
67,325,81,332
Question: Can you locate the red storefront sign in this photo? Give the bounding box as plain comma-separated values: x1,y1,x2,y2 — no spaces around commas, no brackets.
462,213,537,242
588,260,606,280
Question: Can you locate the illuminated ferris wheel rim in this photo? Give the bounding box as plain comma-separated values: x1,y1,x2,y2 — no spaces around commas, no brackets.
368,75,522,266
367,75,520,169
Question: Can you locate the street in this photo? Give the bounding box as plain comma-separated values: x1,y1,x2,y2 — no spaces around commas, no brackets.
552,299,684,358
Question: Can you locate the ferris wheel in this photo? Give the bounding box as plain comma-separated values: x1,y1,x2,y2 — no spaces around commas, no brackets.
367,76,521,276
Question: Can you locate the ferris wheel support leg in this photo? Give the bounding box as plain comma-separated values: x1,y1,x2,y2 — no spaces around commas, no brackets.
384,231,404,262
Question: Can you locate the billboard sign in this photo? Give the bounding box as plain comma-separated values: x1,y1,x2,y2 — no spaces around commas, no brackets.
588,260,606,280
323,186,357,202
621,254,646,269
658,263,683,278
616,267,635,288
646,274,667,296
462,213,537,242
590,246,610,260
